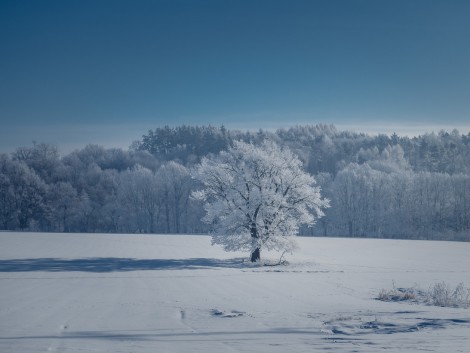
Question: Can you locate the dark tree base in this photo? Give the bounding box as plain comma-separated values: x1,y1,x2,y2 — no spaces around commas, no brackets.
250,248,260,262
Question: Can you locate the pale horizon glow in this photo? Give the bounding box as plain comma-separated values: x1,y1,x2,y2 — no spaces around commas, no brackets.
1,119,468,155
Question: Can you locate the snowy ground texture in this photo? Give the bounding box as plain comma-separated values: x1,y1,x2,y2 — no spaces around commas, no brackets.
1,233,470,353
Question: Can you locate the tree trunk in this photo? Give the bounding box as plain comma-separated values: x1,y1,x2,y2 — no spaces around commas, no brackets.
250,247,260,262
149,212,154,233
63,205,67,232
165,191,170,233
250,222,260,262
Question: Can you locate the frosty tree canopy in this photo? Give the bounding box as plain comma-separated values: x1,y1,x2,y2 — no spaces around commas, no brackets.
192,140,329,262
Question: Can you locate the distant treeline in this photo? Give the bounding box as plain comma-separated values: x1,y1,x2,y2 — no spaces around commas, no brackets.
1,124,469,240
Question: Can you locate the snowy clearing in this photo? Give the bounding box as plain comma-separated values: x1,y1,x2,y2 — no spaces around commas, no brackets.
1,232,469,353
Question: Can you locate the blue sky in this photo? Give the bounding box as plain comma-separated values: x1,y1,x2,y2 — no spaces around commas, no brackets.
1,0,469,152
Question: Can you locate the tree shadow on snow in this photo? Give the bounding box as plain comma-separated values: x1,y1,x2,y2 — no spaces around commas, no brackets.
0,257,246,273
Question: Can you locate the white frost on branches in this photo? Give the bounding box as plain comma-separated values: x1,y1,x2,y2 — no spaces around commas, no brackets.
192,140,329,257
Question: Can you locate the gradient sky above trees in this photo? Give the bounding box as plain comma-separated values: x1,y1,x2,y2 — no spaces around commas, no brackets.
1,0,469,152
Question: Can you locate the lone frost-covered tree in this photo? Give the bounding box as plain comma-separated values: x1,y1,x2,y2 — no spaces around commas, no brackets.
192,140,329,262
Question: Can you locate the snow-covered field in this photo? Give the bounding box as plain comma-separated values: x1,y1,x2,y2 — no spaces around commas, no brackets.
1,232,469,353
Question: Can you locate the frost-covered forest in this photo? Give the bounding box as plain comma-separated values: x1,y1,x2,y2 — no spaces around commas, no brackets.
1,124,469,241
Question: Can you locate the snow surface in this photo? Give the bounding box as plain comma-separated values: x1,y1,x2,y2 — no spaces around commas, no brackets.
1,232,469,353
